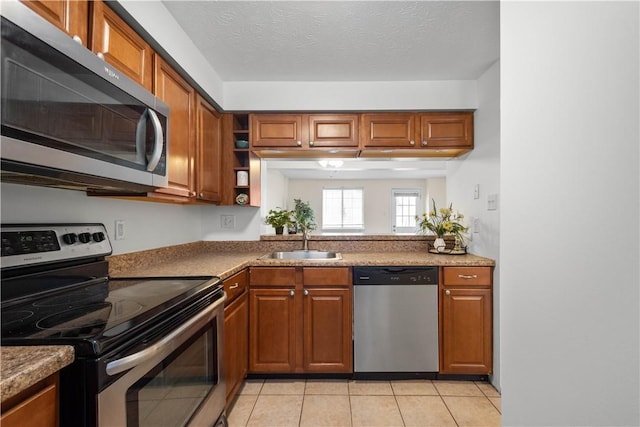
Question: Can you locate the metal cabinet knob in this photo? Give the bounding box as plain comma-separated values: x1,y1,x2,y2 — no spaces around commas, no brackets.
199,192,204,198
409,140,415,146
309,141,314,146
304,289,309,296
289,290,295,296
421,140,428,146
296,141,302,146
72,35,83,45
445,290,451,296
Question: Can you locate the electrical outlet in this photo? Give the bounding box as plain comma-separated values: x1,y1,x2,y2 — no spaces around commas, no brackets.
221,215,236,229
114,220,125,240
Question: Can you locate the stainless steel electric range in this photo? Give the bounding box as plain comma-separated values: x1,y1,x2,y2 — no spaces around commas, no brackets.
1,224,227,427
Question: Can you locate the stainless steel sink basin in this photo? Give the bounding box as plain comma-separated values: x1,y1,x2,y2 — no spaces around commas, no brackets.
260,250,342,260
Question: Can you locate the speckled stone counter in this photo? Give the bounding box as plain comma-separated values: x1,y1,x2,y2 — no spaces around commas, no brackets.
0,346,74,403
108,244,494,278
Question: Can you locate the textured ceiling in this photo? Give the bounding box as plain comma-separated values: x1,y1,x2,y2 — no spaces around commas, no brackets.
162,1,500,82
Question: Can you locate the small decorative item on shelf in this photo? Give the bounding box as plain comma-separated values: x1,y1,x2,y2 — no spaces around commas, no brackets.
417,199,468,255
235,193,249,205
265,207,292,235
236,170,249,186
234,139,249,149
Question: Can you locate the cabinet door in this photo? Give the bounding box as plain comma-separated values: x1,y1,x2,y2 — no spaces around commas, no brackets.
224,291,248,405
0,375,58,427
419,113,473,148
308,114,359,148
361,113,416,148
154,56,196,198
249,288,296,372
303,288,352,373
251,114,303,148
21,0,89,46
91,0,153,91
195,95,222,203
440,287,492,374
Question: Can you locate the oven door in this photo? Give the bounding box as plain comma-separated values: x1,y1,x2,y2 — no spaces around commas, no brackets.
97,296,226,427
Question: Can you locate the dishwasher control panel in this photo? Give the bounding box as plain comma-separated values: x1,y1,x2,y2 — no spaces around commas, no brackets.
353,266,438,285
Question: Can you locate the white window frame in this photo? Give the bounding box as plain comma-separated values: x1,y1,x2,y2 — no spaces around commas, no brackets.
321,187,364,232
391,188,422,234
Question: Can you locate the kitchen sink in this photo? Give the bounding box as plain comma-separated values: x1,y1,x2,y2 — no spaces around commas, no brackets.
260,250,342,260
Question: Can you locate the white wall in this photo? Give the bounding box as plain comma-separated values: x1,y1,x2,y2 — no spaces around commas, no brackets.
118,1,225,106
447,59,501,388
223,80,477,111
286,179,428,234
501,2,639,426
200,205,261,241
0,183,203,254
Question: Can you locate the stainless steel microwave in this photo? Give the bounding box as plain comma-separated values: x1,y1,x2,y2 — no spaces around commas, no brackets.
0,2,169,193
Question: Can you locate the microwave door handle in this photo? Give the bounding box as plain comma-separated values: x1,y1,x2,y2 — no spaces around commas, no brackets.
105,295,226,376
135,111,147,165
146,109,164,172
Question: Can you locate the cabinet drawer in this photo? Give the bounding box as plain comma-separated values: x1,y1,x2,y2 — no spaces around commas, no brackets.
303,267,351,287
443,267,492,286
1,382,57,427
224,269,248,304
250,267,296,287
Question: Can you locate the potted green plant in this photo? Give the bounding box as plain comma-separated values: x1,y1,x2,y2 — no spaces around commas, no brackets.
292,199,317,234
265,208,292,235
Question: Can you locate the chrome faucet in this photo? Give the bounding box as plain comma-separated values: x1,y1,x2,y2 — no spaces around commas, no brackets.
302,230,310,251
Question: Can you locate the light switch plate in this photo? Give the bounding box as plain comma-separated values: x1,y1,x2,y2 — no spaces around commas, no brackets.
474,184,480,199
487,194,498,211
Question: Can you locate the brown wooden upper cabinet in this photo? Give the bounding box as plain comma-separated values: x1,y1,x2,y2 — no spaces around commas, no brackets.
91,0,153,91
20,0,89,47
154,56,196,200
360,112,474,157
251,114,359,156
195,95,222,203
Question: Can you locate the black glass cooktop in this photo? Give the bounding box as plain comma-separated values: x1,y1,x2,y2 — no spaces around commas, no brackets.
1,276,222,356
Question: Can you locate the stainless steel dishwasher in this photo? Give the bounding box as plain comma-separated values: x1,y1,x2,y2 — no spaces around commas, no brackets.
353,266,439,378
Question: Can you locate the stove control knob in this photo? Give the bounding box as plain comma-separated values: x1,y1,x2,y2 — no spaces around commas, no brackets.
92,232,106,242
78,232,92,243
62,233,77,244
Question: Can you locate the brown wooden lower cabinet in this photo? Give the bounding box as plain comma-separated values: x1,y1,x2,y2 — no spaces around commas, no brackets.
223,270,249,406
303,287,352,372
439,266,493,375
0,373,58,427
249,267,352,374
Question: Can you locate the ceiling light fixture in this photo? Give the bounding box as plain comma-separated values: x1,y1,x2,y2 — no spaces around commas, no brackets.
318,160,344,168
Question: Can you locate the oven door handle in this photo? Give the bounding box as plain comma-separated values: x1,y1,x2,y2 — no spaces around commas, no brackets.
105,295,225,376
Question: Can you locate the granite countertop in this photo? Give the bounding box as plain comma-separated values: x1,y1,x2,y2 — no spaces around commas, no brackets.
0,346,74,403
110,250,494,278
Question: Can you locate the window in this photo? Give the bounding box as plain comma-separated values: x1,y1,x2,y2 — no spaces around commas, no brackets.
322,188,364,231
392,189,421,233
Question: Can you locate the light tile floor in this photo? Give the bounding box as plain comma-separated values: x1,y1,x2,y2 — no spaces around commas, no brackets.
227,379,501,427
